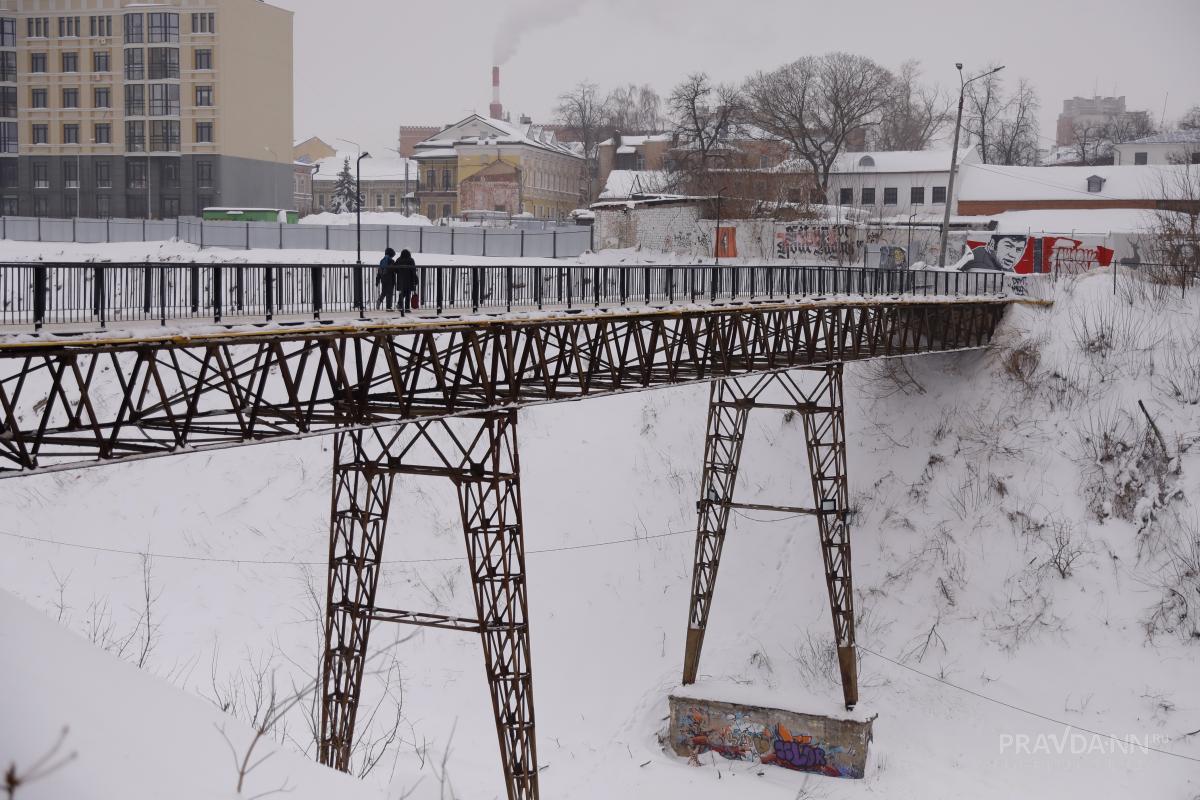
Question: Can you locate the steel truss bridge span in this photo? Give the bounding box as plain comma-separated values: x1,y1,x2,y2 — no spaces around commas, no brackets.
0,292,1016,800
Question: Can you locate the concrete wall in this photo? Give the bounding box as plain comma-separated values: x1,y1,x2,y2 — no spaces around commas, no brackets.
1113,141,1200,166
669,695,871,779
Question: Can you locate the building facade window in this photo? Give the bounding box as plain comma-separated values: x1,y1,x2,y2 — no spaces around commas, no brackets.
126,159,147,189
0,52,15,83
910,186,925,204
147,13,179,43
95,160,112,188
0,87,13,118
58,16,81,37
32,124,48,145
125,120,145,152
1134,151,1148,165
149,83,179,115
62,88,79,108
89,15,113,38
0,121,16,153
124,48,144,80
33,162,49,189
148,48,179,80
442,203,451,219
191,13,215,34
27,18,49,38
0,18,14,47
861,187,876,205
1191,152,1200,165
94,122,111,144
64,159,78,188
93,50,110,72
125,84,144,116
194,49,212,70
194,85,212,106
194,121,212,142
150,120,179,151
196,160,213,188
883,187,897,205
931,185,946,204
442,169,450,190
1,197,17,215
33,196,49,216
162,160,179,188
97,195,111,217
63,123,79,144
30,53,47,73
124,14,144,44
94,86,111,108
31,88,47,109
388,193,396,207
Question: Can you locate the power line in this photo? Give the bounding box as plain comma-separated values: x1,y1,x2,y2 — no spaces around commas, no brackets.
858,644,1200,764
0,526,693,567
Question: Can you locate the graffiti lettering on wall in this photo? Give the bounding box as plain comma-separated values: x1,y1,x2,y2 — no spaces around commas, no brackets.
775,224,854,260
668,696,871,779
963,234,1115,274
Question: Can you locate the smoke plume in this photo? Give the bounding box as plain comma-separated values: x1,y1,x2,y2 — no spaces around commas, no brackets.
493,0,581,65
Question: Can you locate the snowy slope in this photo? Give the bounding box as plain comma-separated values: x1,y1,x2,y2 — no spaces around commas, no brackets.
1,269,1198,799
0,588,390,800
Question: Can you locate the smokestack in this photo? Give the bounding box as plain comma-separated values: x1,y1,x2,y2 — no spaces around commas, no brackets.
490,66,504,120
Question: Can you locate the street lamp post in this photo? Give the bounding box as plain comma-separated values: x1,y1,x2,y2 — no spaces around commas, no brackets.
938,63,1005,267
356,151,371,263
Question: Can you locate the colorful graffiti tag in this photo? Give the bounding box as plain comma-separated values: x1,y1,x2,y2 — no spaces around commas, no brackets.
670,698,870,779
963,234,1115,274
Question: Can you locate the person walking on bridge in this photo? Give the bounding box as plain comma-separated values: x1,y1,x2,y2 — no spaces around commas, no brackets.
396,249,419,315
376,247,397,311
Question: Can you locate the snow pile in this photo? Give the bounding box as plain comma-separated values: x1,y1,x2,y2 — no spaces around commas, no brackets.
299,211,432,227
1,270,1198,798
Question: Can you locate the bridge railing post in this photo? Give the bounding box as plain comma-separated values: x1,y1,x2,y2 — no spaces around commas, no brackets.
506,265,513,313
619,267,627,305
534,266,541,311
593,265,600,307
312,265,323,319
668,266,675,304
32,264,46,330
213,265,223,323
265,265,274,322
436,266,444,314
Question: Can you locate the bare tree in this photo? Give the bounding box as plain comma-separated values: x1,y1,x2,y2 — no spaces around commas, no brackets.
668,72,744,174
873,60,950,151
963,70,1040,166
605,83,665,134
1070,121,1112,166
1104,111,1156,146
554,80,610,202
745,52,894,193
1179,105,1200,130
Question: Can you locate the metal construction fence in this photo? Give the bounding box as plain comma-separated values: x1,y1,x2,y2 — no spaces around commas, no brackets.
0,215,594,259
0,262,1013,330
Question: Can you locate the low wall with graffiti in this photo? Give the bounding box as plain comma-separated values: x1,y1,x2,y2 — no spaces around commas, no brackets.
667,695,872,779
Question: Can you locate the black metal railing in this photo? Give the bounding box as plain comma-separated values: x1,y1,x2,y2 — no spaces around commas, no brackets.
0,263,1014,331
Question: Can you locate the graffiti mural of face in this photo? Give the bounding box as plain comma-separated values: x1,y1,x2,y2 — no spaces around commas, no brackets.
992,236,1027,272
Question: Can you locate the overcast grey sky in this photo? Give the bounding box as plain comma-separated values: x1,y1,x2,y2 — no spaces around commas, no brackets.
278,0,1200,156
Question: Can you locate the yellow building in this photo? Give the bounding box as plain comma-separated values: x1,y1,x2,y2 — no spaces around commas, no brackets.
0,0,292,218
412,114,582,222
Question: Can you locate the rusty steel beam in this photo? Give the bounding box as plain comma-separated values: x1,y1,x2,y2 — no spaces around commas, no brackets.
0,299,1010,476
317,414,538,799
681,366,860,710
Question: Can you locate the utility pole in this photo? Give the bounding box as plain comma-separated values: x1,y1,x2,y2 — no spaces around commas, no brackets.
938,63,1004,267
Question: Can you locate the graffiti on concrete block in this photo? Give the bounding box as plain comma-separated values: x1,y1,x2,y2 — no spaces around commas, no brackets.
962,234,1115,274
668,696,871,779
775,224,854,260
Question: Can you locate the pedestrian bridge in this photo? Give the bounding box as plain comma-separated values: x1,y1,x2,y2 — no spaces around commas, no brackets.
0,261,1026,800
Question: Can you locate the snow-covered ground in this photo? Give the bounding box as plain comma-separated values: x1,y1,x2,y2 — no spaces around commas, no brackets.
2,268,1198,799
300,211,432,227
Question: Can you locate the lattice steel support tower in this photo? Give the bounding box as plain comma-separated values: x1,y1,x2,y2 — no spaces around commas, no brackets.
318,412,539,800
681,364,859,710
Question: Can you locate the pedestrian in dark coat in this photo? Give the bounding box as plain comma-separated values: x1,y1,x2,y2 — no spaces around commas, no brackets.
376,247,397,310
396,249,418,314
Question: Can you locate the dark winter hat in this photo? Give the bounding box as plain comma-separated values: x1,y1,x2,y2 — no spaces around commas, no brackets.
385,247,396,257
400,249,411,258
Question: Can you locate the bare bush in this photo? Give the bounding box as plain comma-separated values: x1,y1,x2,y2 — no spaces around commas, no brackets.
788,631,840,688
986,580,1063,652
3,728,76,799
856,356,927,399
1068,301,1165,381
1140,511,1200,642
958,405,1042,461
1074,406,1176,524
1159,340,1200,406
998,335,1043,390
1038,518,1092,579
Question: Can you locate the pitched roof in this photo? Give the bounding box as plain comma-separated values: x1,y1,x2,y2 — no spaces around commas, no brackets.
311,152,419,183
830,146,980,174
957,163,1200,201
415,114,583,159
597,170,671,200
